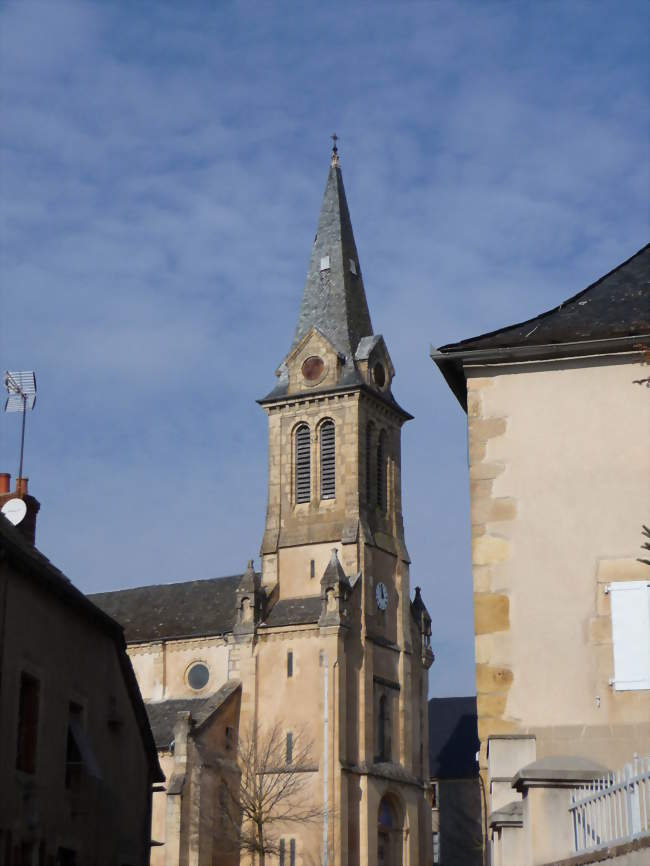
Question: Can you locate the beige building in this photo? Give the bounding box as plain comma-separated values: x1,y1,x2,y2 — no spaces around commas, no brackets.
92,145,434,866
432,245,650,865
0,474,163,865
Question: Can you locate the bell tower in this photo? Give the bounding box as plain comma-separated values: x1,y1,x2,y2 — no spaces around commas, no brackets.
259,143,413,608
256,143,433,866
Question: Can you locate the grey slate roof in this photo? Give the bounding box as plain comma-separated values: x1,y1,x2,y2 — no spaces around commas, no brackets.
146,680,241,750
262,596,322,627
292,158,373,362
89,574,248,643
439,244,650,353
434,244,650,409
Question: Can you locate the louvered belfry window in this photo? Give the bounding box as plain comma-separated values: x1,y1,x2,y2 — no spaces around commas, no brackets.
365,423,374,504
295,424,311,503
377,431,387,512
320,420,336,499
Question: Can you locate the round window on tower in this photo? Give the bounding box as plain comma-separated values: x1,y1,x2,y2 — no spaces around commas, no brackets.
373,362,386,388
187,662,210,691
301,355,325,382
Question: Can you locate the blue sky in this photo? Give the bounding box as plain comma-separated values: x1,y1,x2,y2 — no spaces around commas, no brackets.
1,0,647,696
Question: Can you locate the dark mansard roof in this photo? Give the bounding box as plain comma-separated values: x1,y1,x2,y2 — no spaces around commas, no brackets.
89,574,246,642
433,244,650,408
428,696,480,780
146,680,241,750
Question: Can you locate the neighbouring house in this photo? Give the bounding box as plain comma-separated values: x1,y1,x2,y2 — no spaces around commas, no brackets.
0,474,163,866
428,696,482,866
431,245,650,865
91,144,435,866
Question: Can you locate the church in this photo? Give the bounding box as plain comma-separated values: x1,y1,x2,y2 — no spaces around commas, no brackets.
92,143,434,866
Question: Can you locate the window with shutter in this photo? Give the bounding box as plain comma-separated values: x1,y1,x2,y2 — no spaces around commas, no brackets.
609,581,650,690
295,425,311,503
320,421,335,499
377,431,387,512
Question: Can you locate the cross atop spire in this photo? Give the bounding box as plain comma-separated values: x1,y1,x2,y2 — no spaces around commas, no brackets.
331,133,339,167
290,146,373,362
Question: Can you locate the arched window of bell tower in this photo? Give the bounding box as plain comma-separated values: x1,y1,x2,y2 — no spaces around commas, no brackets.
295,424,311,504
377,430,388,512
319,419,335,500
365,422,374,506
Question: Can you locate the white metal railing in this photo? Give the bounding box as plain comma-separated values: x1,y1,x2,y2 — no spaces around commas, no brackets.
570,755,650,852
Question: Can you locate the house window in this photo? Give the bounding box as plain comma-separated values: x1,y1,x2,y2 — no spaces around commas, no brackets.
279,839,285,866
287,651,293,678
320,420,335,499
433,830,441,864
65,702,84,789
608,581,650,690
295,424,311,503
225,726,234,750
290,839,296,866
286,732,293,764
431,780,440,808
377,431,387,512
16,672,39,774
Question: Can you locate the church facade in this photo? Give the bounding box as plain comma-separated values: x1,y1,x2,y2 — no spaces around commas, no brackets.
92,146,434,866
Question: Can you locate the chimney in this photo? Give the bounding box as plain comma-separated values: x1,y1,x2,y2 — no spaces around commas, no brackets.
0,474,40,546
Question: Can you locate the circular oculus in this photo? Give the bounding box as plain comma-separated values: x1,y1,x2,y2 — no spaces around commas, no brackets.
187,662,210,690
302,355,325,381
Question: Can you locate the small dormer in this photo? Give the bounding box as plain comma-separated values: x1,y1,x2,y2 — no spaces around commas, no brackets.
355,335,395,396
282,327,345,395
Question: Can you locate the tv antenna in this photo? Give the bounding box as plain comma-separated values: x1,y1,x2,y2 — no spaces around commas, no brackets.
4,371,37,480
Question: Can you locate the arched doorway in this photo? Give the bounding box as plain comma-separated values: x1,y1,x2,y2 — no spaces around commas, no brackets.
378,795,403,866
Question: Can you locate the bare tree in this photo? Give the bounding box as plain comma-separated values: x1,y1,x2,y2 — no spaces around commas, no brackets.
640,525,650,567
219,720,325,866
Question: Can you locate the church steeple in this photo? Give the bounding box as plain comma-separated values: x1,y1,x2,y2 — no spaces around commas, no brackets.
291,143,373,362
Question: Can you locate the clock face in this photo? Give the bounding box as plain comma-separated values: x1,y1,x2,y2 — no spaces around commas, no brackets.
375,582,388,611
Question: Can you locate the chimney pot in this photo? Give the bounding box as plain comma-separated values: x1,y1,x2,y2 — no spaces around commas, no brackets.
15,477,28,497
0,473,10,494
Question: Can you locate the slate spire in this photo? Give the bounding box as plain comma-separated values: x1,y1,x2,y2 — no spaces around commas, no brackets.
291,143,373,361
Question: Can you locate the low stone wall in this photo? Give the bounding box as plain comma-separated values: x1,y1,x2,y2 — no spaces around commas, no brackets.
541,835,650,866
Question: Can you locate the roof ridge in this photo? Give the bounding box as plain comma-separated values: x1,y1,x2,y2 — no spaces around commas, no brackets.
438,242,650,353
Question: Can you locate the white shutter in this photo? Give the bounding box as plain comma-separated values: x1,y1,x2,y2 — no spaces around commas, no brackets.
608,581,650,690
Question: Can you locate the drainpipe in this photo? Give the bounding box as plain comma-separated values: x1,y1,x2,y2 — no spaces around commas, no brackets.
323,651,328,866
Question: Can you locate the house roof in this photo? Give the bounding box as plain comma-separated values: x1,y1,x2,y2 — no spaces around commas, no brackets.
89,574,247,643
261,595,322,628
428,696,479,780
146,680,241,750
0,515,163,782
433,244,650,408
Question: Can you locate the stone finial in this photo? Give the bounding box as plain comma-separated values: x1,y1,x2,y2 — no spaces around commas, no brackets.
320,548,347,589
240,559,256,590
